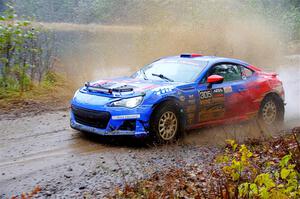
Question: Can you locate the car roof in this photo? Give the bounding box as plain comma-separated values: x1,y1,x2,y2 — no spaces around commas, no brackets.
159,55,250,66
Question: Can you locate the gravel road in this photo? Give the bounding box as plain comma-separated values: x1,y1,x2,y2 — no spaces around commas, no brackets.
0,110,267,198
0,111,224,198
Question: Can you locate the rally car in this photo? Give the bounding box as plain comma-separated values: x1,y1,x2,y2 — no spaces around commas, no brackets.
70,53,285,142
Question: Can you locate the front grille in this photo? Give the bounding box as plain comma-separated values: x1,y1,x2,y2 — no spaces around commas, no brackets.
72,105,111,129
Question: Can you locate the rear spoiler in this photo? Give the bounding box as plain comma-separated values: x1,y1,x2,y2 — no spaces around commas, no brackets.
270,72,278,77
248,65,278,77
259,72,278,78
85,82,134,94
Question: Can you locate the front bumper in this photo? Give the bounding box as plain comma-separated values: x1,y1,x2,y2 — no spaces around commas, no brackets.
70,104,151,137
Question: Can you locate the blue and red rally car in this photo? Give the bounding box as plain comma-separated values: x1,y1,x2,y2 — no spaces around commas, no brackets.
70,54,285,142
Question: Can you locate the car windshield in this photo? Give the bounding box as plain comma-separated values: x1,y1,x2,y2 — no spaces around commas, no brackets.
132,60,208,82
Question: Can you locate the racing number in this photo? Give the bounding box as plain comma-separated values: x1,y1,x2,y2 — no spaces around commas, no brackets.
199,90,212,100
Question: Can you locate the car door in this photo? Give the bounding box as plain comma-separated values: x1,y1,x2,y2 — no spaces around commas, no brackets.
197,63,253,123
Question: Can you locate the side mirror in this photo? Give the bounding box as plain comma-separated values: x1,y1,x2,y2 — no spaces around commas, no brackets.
207,75,224,88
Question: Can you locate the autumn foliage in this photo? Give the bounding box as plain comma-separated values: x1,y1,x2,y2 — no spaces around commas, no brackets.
109,128,300,199
10,185,41,199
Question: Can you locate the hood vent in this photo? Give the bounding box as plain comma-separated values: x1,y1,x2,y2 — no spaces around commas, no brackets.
85,82,134,94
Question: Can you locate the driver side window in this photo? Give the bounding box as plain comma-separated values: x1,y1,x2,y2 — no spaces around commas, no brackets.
201,63,243,83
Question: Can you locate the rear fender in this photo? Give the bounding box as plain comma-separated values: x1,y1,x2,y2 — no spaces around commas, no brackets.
261,91,284,105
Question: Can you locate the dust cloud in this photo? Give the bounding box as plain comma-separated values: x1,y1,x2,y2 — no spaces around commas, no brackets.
43,0,287,84
54,20,281,82
278,56,300,126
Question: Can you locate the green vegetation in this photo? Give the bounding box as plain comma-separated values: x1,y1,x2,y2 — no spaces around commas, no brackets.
219,139,300,198
0,3,56,97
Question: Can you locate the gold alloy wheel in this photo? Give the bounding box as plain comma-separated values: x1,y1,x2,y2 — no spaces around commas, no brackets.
262,100,277,125
158,111,178,141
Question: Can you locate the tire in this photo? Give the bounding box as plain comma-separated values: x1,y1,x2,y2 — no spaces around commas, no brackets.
150,101,183,143
258,94,284,135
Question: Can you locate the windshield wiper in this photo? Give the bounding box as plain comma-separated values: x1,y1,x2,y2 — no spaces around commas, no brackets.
141,69,148,80
152,73,174,82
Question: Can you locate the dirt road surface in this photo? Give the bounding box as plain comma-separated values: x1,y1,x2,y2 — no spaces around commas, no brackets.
1,108,288,198
0,110,224,198
1,109,271,198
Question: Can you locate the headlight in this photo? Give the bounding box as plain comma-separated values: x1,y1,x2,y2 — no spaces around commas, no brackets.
110,96,143,108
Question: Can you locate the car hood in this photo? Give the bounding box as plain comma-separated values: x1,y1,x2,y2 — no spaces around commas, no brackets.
72,77,186,109
81,77,181,98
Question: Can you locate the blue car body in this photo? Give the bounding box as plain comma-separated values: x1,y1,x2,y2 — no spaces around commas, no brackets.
70,77,186,137
70,54,265,137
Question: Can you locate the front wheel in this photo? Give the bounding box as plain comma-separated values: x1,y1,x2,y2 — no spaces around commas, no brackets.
150,102,182,143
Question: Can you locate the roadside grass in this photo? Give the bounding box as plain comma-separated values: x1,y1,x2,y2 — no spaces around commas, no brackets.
0,72,75,113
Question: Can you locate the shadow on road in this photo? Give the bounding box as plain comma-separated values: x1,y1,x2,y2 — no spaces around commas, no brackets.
78,131,152,148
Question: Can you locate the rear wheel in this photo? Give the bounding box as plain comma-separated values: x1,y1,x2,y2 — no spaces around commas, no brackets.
150,101,183,143
258,94,284,135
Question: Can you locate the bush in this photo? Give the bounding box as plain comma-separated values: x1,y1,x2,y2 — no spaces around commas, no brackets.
0,3,55,94
41,71,65,88
217,137,300,199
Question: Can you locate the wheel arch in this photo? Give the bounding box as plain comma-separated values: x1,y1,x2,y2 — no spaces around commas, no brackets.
257,91,285,133
259,91,285,116
150,96,187,131
261,91,284,106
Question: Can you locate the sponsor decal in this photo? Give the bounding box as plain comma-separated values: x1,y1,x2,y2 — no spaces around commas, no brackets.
199,104,225,122
188,94,195,99
212,88,225,97
112,114,140,120
199,88,225,99
153,86,174,95
224,86,233,93
199,88,225,122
